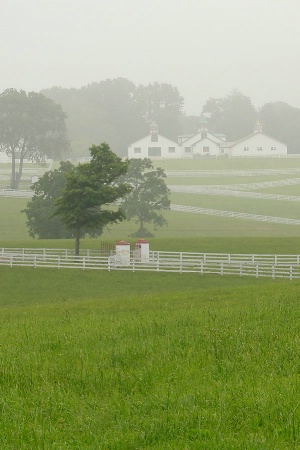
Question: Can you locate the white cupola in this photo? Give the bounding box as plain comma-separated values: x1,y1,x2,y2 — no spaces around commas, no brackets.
150,121,158,142
254,120,262,133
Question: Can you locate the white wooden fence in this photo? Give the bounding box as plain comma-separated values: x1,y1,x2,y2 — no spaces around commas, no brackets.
169,185,300,202
169,178,300,191
170,204,300,225
1,248,300,280
166,168,300,177
0,189,33,198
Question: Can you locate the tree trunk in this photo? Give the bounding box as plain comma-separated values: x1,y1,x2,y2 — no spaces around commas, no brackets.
10,149,16,189
15,149,25,190
75,227,81,256
138,216,144,234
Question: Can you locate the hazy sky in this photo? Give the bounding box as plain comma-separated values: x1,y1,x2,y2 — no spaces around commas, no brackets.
1,0,300,114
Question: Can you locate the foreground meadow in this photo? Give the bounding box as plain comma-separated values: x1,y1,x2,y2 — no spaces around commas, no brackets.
0,267,300,448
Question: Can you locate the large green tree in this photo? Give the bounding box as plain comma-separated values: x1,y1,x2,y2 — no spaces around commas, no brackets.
0,89,70,189
121,158,170,238
54,143,131,255
202,90,257,141
23,161,75,239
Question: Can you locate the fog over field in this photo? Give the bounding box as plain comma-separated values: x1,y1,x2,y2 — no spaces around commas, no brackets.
1,0,299,113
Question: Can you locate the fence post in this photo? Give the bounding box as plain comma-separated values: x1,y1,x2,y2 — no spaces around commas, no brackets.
239,263,242,277
272,264,275,280
83,257,85,270
34,255,37,268
221,262,223,276
256,264,258,278
58,256,60,269
200,261,203,275
290,266,293,281
157,258,160,272
108,258,111,272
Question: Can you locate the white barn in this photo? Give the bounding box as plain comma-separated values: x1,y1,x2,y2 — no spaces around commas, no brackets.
177,117,227,158
127,122,181,159
221,122,287,157
128,119,288,159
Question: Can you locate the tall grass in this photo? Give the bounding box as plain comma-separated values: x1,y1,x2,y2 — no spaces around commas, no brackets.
0,273,300,448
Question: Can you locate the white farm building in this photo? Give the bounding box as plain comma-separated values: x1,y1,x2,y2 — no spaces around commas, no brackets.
128,119,288,159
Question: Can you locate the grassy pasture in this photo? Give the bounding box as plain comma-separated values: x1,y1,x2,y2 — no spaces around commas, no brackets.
1,197,300,244
170,193,300,219
2,236,300,255
2,158,300,447
0,267,300,448
155,157,300,170
167,174,300,186
2,157,300,242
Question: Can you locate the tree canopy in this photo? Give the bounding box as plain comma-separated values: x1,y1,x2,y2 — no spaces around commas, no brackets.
202,90,257,141
42,79,184,157
23,161,75,239
121,158,170,237
0,89,70,189
259,102,300,153
54,143,131,255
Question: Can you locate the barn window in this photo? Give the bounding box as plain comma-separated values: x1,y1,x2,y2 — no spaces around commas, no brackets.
185,147,192,153
134,147,141,153
244,147,249,151
257,147,263,151
148,147,161,157
203,146,209,153
168,147,175,153
271,146,276,151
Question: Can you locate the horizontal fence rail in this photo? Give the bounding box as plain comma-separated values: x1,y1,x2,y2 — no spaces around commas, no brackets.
168,178,300,191
166,169,300,177
0,189,33,198
1,248,300,280
169,185,300,202
170,204,300,225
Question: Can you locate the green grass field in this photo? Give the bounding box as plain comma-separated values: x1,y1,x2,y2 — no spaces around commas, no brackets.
0,267,299,448
154,157,300,170
1,158,300,448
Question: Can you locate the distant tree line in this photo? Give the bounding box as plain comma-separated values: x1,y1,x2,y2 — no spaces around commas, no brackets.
1,82,300,191
41,79,184,157
41,82,300,156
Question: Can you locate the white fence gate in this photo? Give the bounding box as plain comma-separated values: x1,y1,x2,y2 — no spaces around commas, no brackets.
1,248,300,280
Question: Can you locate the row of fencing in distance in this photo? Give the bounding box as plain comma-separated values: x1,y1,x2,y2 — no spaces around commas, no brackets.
1,247,300,280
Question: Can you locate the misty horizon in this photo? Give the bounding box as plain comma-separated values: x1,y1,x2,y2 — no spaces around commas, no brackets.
1,0,300,115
